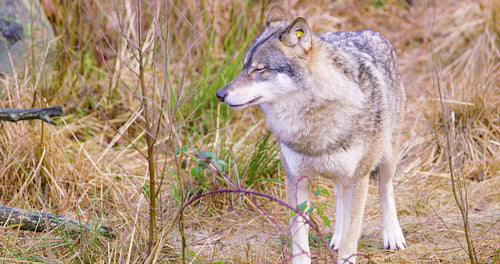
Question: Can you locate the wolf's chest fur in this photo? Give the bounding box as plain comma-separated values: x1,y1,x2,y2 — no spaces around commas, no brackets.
259,66,368,157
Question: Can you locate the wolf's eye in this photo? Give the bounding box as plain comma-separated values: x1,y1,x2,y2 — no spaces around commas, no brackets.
253,67,267,73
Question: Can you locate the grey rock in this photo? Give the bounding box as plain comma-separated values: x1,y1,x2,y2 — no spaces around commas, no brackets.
0,0,56,77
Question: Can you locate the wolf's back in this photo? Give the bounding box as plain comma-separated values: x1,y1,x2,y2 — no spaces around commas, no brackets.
320,30,396,75
321,30,406,128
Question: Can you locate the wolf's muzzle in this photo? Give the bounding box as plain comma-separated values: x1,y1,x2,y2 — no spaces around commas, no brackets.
216,88,227,102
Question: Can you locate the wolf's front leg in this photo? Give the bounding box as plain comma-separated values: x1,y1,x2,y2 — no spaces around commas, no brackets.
338,176,370,264
286,173,311,264
330,183,343,250
280,144,312,263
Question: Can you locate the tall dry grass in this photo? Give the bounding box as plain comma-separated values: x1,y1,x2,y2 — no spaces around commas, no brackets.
0,0,499,263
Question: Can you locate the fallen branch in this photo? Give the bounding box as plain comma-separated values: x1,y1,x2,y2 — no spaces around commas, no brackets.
0,106,63,125
0,206,115,238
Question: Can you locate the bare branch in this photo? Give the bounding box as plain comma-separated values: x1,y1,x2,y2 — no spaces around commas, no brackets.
0,205,115,238
0,106,63,125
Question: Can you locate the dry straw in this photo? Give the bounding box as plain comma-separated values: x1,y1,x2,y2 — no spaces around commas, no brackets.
0,0,499,263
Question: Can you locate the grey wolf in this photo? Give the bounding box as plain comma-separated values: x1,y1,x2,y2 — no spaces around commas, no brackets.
216,6,406,264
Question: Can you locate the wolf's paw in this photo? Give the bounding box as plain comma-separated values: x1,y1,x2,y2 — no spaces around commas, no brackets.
292,252,312,264
383,227,406,250
329,232,342,250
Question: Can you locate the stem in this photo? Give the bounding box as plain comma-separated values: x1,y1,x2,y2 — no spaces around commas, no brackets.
425,2,477,263
137,0,157,256
177,2,200,263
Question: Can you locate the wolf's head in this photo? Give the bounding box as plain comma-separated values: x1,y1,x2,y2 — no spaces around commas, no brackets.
216,6,313,110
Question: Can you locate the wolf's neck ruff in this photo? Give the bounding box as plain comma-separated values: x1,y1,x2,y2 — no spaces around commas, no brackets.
258,85,363,157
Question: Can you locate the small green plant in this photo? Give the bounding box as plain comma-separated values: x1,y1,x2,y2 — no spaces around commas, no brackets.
312,188,333,228
292,187,333,228
372,0,385,8
142,183,150,198
176,147,227,193
243,130,281,187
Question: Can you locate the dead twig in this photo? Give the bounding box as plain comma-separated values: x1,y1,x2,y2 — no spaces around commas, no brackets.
0,106,63,125
0,205,115,238
425,1,478,263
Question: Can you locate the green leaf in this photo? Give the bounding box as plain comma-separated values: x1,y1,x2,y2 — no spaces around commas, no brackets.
170,182,179,203
207,150,217,161
142,184,150,198
298,201,308,212
198,160,207,169
322,216,331,227
306,207,314,214
214,161,225,170
314,188,321,196
191,166,201,176
316,206,323,215
373,0,385,8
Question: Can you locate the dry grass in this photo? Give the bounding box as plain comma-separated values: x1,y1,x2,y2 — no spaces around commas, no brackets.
0,0,499,263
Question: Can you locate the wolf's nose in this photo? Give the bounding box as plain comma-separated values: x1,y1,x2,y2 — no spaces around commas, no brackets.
216,89,226,102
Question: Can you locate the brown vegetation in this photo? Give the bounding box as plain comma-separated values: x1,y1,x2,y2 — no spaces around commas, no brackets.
0,0,498,263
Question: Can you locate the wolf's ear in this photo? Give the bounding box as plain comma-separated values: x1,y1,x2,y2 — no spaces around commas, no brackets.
281,17,312,51
266,6,288,26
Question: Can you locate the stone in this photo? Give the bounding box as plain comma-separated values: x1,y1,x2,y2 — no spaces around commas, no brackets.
0,0,56,77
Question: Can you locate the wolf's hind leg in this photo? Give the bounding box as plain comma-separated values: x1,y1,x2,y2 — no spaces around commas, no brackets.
378,154,406,250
